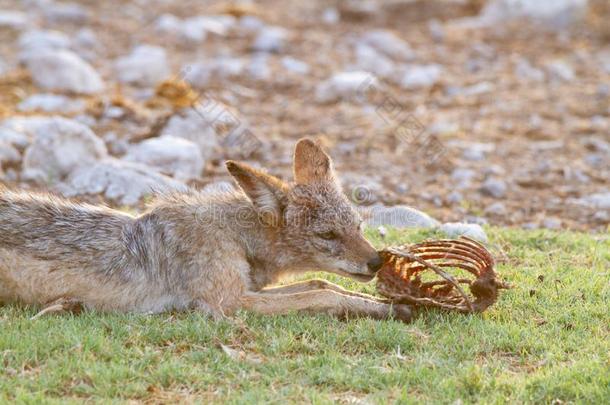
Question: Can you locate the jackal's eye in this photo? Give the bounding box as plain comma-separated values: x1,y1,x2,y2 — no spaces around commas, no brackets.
317,230,338,240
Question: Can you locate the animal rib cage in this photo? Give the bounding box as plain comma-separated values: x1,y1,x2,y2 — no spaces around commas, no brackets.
377,237,509,313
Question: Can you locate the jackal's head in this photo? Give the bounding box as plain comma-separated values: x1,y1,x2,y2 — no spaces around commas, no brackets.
226,138,382,282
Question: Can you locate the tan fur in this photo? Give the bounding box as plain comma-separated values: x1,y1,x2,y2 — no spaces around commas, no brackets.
0,139,411,322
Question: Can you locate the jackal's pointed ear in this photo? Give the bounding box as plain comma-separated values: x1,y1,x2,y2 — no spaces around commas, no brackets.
293,138,336,185
226,160,288,226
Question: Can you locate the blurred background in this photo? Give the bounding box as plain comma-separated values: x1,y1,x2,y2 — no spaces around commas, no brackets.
0,0,608,231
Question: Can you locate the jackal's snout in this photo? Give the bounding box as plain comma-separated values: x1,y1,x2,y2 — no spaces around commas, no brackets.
366,254,383,273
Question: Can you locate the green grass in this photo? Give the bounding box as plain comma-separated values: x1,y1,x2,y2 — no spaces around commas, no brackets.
1,228,609,404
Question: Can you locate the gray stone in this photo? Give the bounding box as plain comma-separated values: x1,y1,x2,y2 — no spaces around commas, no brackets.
514,58,545,82
360,30,414,61
353,44,396,79
252,26,289,53
545,60,575,82
21,117,107,183
481,178,507,198
183,58,245,87
123,136,204,180
18,94,86,114
440,222,488,242
18,30,71,59
161,109,220,161
115,45,170,87
451,168,477,188
0,10,28,30
542,217,562,229
479,0,588,30
578,192,610,210
315,71,377,103
484,202,507,216
43,2,89,24
322,8,340,25
400,64,443,89
281,57,310,75
24,49,104,94
365,205,439,229
446,191,463,204
59,159,186,206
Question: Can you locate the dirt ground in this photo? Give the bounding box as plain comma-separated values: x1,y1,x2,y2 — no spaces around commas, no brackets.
0,0,608,231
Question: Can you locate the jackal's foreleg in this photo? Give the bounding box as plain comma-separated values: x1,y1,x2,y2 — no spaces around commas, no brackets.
241,290,412,323
261,279,381,300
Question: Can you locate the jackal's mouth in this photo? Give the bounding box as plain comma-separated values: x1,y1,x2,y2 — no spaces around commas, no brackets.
346,273,376,283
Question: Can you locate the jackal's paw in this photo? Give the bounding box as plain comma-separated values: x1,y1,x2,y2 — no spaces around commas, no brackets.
390,304,413,323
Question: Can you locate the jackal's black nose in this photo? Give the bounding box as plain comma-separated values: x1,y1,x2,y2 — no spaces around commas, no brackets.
367,255,383,272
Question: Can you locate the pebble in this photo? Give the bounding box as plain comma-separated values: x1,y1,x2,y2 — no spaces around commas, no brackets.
451,168,477,188
115,45,170,87
578,192,610,210
24,49,104,94
252,26,289,53
59,159,186,206
360,30,414,61
400,64,443,89
315,71,377,103
440,222,488,242
364,205,440,229
281,57,310,75
542,217,562,229
479,0,588,30
21,117,107,183
481,178,507,198
484,202,507,216
18,29,71,56
18,94,86,114
161,109,220,161
0,10,28,30
123,136,205,180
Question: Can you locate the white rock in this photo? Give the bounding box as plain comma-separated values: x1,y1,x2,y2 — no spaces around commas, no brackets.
0,10,28,30
479,0,588,29
440,222,488,242
115,45,170,87
0,56,6,75
451,168,477,188
43,2,89,24
183,58,245,88
353,44,396,79
239,16,264,31
0,116,51,150
18,29,71,56
322,8,340,24
542,217,562,229
481,178,507,198
515,58,545,82
315,71,377,103
21,117,107,182
281,57,310,74
545,60,575,82
247,54,270,80
123,136,204,180
484,202,507,216
578,192,610,210
24,49,104,94
365,205,439,229
400,64,443,89
59,159,186,206
252,26,289,53
156,14,233,43
161,109,220,161
18,94,86,114
360,30,414,61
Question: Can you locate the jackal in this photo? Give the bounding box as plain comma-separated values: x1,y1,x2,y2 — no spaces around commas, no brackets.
0,139,411,322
